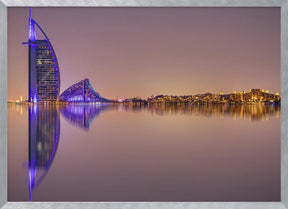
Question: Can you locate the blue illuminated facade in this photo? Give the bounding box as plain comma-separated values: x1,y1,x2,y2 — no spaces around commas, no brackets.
60,79,110,103
24,9,60,102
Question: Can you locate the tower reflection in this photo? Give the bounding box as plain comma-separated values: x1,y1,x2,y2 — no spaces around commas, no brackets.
28,105,60,201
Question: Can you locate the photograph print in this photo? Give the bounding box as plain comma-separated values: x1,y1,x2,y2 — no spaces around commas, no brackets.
7,7,280,201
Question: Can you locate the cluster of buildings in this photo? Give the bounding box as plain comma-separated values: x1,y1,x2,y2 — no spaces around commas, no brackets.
124,89,281,105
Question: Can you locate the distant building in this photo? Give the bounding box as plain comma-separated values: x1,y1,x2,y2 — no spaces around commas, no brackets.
59,79,110,102
23,9,60,102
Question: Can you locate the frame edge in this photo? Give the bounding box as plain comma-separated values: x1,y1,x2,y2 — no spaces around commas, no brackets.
0,0,7,209
281,0,288,207
1,1,287,209
1,0,287,7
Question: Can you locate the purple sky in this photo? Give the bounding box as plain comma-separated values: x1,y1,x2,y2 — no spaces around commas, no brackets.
8,7,280,101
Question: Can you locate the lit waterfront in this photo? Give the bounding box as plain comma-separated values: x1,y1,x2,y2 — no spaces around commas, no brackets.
8,103,280,201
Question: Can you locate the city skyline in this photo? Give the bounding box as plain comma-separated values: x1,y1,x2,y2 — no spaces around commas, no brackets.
8,7,280,101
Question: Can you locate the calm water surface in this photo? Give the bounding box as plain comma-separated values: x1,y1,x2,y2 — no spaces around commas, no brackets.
8,103,280,201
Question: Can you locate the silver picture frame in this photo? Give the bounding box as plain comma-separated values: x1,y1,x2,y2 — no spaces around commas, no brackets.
1,0,288,208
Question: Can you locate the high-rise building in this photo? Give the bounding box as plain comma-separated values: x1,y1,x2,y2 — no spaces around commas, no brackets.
23,9,60,102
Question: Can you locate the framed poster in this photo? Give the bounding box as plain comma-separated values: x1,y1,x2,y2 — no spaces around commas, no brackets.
1,0,288,209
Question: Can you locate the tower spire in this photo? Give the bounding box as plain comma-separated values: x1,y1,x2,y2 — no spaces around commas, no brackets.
28,7,36,41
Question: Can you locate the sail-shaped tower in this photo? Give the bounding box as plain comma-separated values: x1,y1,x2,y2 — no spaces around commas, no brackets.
23,8,60,102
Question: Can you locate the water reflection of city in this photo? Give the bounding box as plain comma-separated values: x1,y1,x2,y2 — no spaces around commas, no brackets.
59,104,109,131
26,104,111,201
23,103,279,201
119,104,280,121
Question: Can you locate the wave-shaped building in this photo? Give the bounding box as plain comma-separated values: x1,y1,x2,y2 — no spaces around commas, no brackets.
23,9,60,102
60,79,111,103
